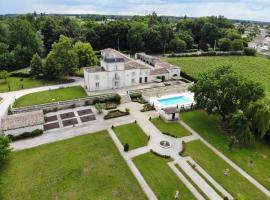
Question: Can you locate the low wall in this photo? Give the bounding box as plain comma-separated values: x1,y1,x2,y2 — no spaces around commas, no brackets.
11,93,118,114
3,124,43,136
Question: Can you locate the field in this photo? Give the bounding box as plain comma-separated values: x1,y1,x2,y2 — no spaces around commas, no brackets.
0,131,147,200
133,153,196,200
151,117,191,138
14,86,87,108
181,110,270,191
165,56,270,96
0,77,59,93
114,123,148,150
185,140,267,200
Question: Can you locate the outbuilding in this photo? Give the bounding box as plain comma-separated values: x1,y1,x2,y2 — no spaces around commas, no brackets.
1,110,45,136
159,107,180,121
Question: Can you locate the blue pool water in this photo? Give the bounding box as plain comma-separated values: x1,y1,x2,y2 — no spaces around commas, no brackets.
158,96,192,106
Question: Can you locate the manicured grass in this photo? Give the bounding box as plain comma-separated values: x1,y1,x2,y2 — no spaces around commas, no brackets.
133,153,196,200
165,56,270,96
0,77,59,93
14,86,87,108
151,117,191,138
181,110,270,191
0,131,147,200
114,123,148,150
185,140,267,200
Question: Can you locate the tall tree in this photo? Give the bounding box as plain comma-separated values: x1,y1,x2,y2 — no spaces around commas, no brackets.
247,99,270,138
190,66,264,120
9,19,43,68
229,110,254,145
73,41,98,69
49,35,79,76
127,23,146,52
43,52,62,79
30,53,43,77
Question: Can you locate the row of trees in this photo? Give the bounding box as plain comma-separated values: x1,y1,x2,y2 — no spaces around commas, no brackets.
30,35,98,79
0,13,248,71
191,66,270,145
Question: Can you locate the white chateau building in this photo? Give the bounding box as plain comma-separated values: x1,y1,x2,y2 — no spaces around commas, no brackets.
84,48,181,92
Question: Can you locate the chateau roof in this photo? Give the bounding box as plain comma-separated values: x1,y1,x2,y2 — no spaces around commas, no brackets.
162,107,179,114
101,48,130,63
1,110,44,131
155,61,179,70
150,68,169,75
124,61,150,70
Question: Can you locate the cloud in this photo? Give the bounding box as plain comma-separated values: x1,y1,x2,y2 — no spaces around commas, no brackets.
0,0,269,22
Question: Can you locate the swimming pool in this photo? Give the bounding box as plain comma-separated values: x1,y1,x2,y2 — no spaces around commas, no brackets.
158,96,193,106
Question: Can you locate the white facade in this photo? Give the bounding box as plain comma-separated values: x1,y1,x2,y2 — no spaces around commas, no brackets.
84,49,181,92
159,110,179,121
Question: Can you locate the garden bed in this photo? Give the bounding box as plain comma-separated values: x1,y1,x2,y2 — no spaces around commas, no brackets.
129,92,147,104
140,103,155,112
104,110,129,120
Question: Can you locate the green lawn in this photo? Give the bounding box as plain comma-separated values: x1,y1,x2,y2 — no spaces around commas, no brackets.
0,77,59,93
185,140,268,200
114,123,148,150
0,131,147,200
133,153,196,200
181,110,270,191
165,56,270,96
151,117,191,137
14,86,87,108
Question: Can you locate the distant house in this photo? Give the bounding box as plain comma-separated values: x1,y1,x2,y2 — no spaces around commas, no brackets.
1,110,45,136
83,48,181,92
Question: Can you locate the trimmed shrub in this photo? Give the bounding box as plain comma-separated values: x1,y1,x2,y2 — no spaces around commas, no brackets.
9,72,31,78
9,129,43,141
179,141,186,156
104,110,129,120
141,103,155,112
124,143,129,152
162,132,177,138
244,47,256,56
150,149,171,159
129,92,142,99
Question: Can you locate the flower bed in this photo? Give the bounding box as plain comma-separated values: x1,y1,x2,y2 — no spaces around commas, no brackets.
104,110,129,120
141,103,155,112
130,93,147,104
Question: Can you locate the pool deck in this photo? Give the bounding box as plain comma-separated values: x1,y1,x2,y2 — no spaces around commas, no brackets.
149,92,195,110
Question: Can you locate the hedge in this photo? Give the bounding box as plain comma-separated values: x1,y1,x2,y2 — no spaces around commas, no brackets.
8,129,43,141
93,94,121,104
104,110,129,120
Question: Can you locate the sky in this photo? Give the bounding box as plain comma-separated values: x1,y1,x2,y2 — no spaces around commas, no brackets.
0,0,270,22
